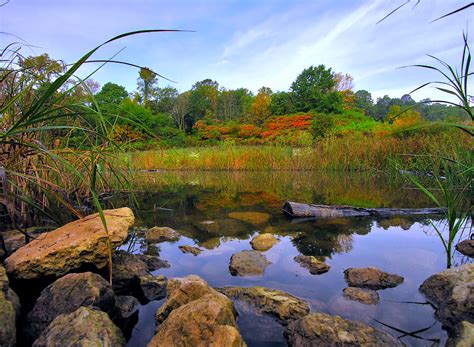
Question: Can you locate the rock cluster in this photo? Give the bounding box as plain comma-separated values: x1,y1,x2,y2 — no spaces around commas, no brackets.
294,255,330,275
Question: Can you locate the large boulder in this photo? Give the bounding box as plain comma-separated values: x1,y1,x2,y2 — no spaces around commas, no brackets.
26,272,115,342
219,286,309,324
155,275,222,324
419,264,473,331
250,233,279,251
344,267,404,290
148,294,245,347
32,307,125,347
0,265,18,347
285,313,400,346
5,208,134,280
343,287,380,305
294,255,330,275
229,250,271,276
145,227,180,243
455,240,474,258
228,211,270,226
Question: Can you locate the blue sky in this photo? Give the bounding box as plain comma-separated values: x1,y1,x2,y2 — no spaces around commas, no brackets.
1,0,472,100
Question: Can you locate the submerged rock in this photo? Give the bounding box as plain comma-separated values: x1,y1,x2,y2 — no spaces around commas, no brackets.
112,250,149,295
155,275,222,324
228,211,270,225
194,219,249,236
0,265,18,347
146,226,180,243
5,207,134,281
285,313,400,346
149,294,244,347
343,287,380,305
219,286,310,324
344,267,404,290
32,307,125,347
179,245,203,256
26,272,115,342
419,263,473,331
139,275,167,302
294,255,330,275
250,233,279,251
114,295,140,339
150,275,244,347
229,250,271,276
455,239,474,258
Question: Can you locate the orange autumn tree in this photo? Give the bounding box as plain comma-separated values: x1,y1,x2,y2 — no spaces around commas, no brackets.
250,87,272,124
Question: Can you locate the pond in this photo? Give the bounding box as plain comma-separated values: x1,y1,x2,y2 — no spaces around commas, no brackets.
107,171,471,347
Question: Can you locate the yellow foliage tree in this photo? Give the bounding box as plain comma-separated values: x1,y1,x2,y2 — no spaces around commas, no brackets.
250,87,272,124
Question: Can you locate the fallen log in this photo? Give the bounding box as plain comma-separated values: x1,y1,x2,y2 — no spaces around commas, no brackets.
282,201,446,218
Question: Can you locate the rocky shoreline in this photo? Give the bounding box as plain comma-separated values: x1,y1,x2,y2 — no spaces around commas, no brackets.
0,207,472,346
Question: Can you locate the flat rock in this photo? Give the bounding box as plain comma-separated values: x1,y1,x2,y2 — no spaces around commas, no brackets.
146,227,180,243
294,255,330,275
419,264,473,331
344,267,404,290
139,275,167,302
5,207,134,280
0,265,17,347
343,287,380,305
219,286,310,324
179,245,203,256
32,307,125,347
455,239,474,258
228,211,270,225
155,275,223,324
285,313,401,346
112,250,149,295
229,250,271,276
26,272,115,342
148,293,245,347
250,233,279,251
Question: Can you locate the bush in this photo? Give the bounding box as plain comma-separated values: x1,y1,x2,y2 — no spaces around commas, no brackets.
312,114,335,139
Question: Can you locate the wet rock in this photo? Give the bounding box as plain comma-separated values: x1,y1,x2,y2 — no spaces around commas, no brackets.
114,295,139,320
285,313,401,346
32,307,125,347
250,233,279,251
219,286,310,324
343,287,380,305
294,255,330,275
455,239,474,258
229,250,271,276
26,272,115,342
5,207,134,280
146,226,180,243
149,293,244,347
155,275,222,324
344,267,404,290
112,250,149,295
195,219,249,236
419,264,473,331
0,265,17,347
179,245,203,256
136,254,170,271
447,321,474,347
139,275,167,301
228,211,270,225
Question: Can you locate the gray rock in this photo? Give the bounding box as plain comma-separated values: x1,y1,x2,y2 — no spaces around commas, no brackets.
146,227,180,243
26,272,115,342
294,255,330,275
344,267,404,290
285,313,401,346
32,307,125,347
420,264,473,331
137,254,170,271
343,287,380,305
218,286,310,324
115,295,139,320
229,250,271,276
112,250,149,295
139,275,167,301
456,239,474,258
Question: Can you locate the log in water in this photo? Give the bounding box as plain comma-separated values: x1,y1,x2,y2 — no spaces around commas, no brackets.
282,201,446,218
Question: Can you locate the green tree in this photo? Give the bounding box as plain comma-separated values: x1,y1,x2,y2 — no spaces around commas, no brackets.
269,91,296,115
95,82,129,116
137,67,158,108
354,90,374,115
290,65,342,113
188,79,219,124
152,86,178,114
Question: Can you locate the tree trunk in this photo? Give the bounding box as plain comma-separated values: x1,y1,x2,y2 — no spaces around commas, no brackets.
283,201,446,218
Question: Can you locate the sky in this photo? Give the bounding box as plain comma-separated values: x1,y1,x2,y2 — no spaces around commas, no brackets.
1,0,472,101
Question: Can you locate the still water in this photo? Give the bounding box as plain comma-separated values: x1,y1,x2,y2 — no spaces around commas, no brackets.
109,171,471,346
